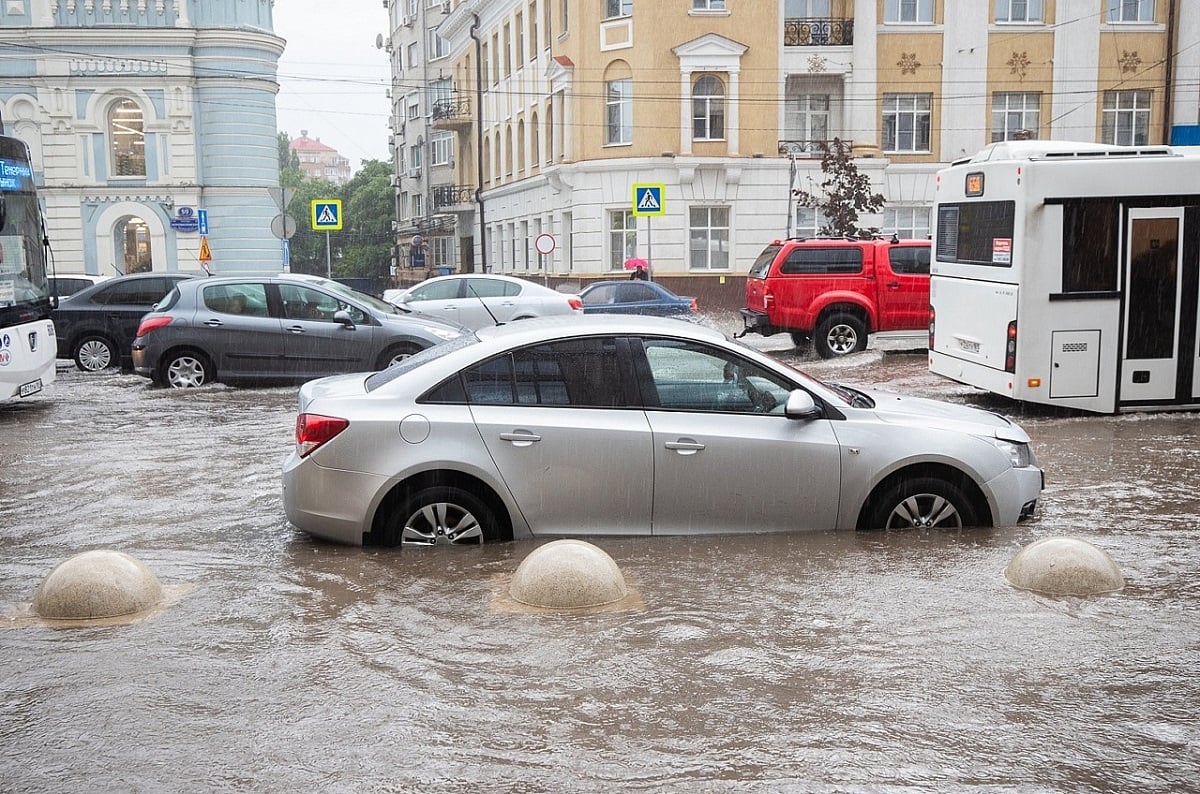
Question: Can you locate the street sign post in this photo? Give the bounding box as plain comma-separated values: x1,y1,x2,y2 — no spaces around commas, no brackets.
534,233,556,285
311,199,343,278
631,184,665,280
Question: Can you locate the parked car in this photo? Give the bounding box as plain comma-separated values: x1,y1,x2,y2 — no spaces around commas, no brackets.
50,273,109,299
579,280,698,317
131,274,467,388
52,272,196,371
384,273,583,329
282,315,1043,547
740,235,931,358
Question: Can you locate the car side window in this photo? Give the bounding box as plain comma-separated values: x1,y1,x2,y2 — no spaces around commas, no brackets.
465,278,518,299
409,280,460,301
779,247,863,275
640,338,791,414
92,278,172,305
203,283,270,317
889,246,931,275
583,284,618,305
450,338,625,407
279,284,366,324
618,283,656,302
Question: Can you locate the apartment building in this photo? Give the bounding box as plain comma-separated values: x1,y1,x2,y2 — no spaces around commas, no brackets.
290,131,353,185
390,0,1200,299
0,0,284,277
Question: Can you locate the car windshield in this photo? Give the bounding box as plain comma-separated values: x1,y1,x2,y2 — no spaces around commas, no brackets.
302,277,405,315
364,332,481,392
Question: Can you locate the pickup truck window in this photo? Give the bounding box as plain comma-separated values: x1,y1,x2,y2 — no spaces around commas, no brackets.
779,247,863,275
889,246,931,274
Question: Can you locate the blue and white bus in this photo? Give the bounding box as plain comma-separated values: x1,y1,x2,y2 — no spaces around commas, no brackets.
0,132,55,401
929,140,1200,414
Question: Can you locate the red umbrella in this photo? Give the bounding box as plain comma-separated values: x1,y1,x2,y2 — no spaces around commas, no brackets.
624,257,649,270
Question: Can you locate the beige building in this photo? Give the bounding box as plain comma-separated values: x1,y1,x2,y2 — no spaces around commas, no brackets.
388,0,1199,302
290,131,353,185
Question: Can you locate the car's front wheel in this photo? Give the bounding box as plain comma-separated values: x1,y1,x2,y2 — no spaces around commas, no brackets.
158,350,212,388
814,313,867,359
383,485,501,547
73,335,117,372
867,477,979,530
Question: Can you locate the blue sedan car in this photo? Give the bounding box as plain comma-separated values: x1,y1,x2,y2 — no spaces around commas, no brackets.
579,280,698,317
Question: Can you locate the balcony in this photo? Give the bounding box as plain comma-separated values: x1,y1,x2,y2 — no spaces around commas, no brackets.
431,98,472,130
778,139,853,159
784,17,853,47
432,184,476,210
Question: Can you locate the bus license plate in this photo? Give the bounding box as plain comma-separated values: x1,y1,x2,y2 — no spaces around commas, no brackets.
18,378,42,397
958,339,981,354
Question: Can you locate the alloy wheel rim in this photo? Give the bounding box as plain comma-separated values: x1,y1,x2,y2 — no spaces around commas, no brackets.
167,357,205,388
401,502,483,545
886,494,962,529
78,340,112,371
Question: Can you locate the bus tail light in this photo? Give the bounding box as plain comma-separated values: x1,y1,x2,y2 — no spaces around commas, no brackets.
1005,321,1018,372
296,413,350,457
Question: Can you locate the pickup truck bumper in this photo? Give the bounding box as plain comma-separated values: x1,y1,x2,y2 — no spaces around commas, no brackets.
739,308,777,336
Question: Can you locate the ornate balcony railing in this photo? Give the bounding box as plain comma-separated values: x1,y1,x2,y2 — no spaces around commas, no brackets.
778,139,852,158
784,17,853,46
432,184,475,209
431,99,472,126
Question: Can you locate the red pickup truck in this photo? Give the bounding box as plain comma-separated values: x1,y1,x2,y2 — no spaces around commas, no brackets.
739,236,931,358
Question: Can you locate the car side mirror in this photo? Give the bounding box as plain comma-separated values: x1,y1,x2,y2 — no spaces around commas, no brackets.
333,309,355,328
784,389,821,420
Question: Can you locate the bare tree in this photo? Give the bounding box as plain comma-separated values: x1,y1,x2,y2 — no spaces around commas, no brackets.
793,138,885,238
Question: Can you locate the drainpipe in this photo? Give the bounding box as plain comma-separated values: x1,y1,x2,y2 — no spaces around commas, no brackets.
1163,0,1177,144
471,13,487,272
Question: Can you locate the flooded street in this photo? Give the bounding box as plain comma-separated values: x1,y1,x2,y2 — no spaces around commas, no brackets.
2,322,1199,793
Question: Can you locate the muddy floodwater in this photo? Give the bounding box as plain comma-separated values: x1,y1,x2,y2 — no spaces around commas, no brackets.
2,326,1199,792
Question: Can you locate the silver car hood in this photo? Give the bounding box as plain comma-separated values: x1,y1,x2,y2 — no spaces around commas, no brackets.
858,389,1028,441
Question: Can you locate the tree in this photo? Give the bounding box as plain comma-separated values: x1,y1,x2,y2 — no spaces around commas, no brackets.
793,138,884,238
284,175,342,276
277,132,301,180
338,159,395,282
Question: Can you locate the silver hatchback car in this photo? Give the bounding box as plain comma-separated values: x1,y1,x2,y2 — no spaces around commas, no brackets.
282,315,1043,547
132,274,466,387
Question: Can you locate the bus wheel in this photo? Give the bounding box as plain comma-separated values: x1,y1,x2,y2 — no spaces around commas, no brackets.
73,335,116,372
815,313,867,358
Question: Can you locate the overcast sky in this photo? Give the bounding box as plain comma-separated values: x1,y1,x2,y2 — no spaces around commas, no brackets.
274,0,393,170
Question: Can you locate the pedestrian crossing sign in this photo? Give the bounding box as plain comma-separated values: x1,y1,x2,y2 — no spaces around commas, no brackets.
311,199,343,231
632,183,665,217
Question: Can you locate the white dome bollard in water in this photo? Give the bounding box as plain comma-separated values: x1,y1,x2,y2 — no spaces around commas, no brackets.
509,539,628,610
1005,536,1124,597
32,550,164,620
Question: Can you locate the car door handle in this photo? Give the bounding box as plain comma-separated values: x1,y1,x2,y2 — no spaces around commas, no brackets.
285,325,307,333
204,319,225,327
664,439,705,454
499,431,541,446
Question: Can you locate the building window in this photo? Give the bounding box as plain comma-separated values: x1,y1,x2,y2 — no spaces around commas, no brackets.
606,78,632,145
108,98,146,178
428,30,450,60
883,207,931,239
1106,0,1152,22
605,0,632,18
995,0,1043,22
407,97,420,121
431,133,453,166
689,207,730,270
432,236,453,269
409,142,423,172
691,75,726,141
406,42,418,70
883,0,933,23
1102,90,1151,145
785,94,830,143
609,210,638,270
795,208,827,237
412,193,423,219
882,93,931,153
693,0,726,9
991,92,1040,141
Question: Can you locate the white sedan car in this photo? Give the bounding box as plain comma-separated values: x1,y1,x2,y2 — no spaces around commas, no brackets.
383,273,582,330
282,315,1043,547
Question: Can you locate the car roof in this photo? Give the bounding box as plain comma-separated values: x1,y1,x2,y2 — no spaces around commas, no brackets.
59,271,196,301
473,313,720,345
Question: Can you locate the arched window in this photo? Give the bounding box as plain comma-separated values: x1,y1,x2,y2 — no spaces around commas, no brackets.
603,61,633,146
108,98,146,177
692,75,725,141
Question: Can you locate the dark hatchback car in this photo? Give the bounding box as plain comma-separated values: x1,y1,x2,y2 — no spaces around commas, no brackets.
579,280,698,317
52,272,196,371
131,274,467,388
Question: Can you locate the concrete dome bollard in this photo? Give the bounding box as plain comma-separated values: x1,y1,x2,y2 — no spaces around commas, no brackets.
32,550,164,620
1005,536,1124,597
509,539,628,610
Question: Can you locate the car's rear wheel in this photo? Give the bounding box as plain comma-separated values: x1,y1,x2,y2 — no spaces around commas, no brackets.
383,485,501,547
867,477,978,530
73,335,116,372
376,343,420,370
159,350,212,388
814,313,867,359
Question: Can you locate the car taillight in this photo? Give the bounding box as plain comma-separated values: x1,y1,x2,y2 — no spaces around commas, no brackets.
690,298,699,313
928,305,935,349
135,315,173,338
296,413,350,457
1005,321,1017,372
567,297,583,311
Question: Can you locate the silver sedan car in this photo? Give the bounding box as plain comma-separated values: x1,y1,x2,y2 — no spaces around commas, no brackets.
383,273,583,330
282,316,1043,546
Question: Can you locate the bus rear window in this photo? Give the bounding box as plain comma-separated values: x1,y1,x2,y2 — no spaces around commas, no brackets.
936,201,1015,267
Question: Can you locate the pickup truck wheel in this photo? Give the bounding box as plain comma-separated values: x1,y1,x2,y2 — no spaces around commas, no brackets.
815,313,867,359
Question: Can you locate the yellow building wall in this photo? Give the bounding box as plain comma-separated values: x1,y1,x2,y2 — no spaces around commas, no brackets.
876,31,943,163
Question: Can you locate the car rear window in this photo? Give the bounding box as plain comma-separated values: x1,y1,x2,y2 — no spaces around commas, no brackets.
747,246,781,279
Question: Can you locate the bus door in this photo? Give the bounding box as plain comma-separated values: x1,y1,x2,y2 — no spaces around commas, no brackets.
1119,208,1198,404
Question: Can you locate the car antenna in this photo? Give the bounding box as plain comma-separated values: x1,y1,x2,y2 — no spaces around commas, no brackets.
467,281,503,326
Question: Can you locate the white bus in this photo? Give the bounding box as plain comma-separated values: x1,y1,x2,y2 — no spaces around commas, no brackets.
929,140,1200,414
0,132,55,402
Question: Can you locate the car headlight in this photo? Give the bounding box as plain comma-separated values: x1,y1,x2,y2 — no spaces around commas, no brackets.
986,437,1033,468
428,326,463,341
